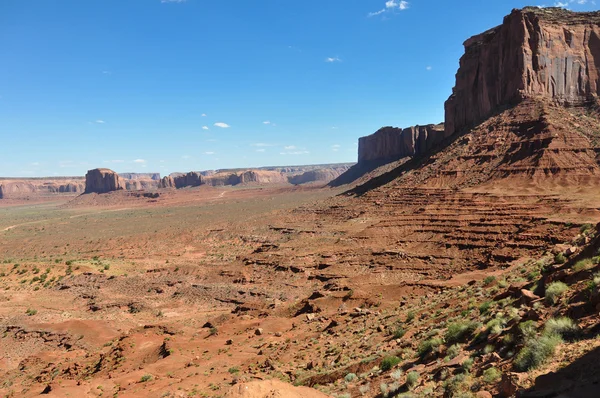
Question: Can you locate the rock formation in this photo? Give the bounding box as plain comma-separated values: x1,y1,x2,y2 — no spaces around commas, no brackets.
445,7,600,136
84,168,126,194
341,7,600,188
337,7,600,190
288,166,351,184
0,179,86,199
118,173,160,181
358,124,445,163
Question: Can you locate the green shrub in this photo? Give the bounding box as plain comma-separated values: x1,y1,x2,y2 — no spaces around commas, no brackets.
446,344,461,360
406,311,415,323
544,317,579,340
25,308,37,316
344,373,357,382
445,321,481,344
228,367,240,374
406,371,419,389
483,276,496,286
573,258,593,272
519,320,538,340
554,253,566,264
417,337,443,358
392,326,406,339
482,367,502,383
545,282,568,304
580,223,593,234
461,357,474,371
514,333,562,371
381,356,401,371
479,301,493,315
140,374,152,382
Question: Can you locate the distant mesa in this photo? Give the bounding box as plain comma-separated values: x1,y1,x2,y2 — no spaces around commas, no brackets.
158,164,353,190
84,168,126,194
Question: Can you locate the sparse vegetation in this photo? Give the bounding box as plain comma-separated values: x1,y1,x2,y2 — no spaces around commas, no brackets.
545,281,569,304
445,320,480,344
380,355,401,371
515,333,563,371
544,317,579,340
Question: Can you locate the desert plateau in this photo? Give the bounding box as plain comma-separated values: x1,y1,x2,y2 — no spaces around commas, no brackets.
3,3,600,398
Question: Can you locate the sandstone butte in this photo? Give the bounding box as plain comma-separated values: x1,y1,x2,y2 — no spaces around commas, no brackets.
355,7,600,166
84,168,126,194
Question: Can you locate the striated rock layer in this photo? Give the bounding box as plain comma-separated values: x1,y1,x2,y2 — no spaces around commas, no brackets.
84,169,126,194
445,7,600,136
0,179,85,199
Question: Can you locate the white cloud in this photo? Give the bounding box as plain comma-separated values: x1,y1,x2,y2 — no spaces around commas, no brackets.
31,162,40,166
133,159,146,163
182,155,191,159
326,57,342,63
280,150,310,155
95,120,105,124
201,113,207,117
331,126,338,129
284,145,297,150
103,160,125,164
331,144,341,152
263,121,271,125
252,143,275,147
214,122,230,128
202,126,209,130
256,149,266,152
426,66,432,71
204,151,215,155
369,0,409,17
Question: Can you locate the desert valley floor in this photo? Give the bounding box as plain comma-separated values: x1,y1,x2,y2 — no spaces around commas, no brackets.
1,179,600,397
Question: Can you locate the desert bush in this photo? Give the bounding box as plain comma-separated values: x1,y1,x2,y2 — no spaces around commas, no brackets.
445,320,481,344
545,282,568,304
483,276,496,286
417,337,443,358
461,357,474,371
405,311,415,323
25,308,37,316
381,356,401,371
544,317,579,340
358,383,370,395
446,344,461,360
479,301,493,315
390,369,403,380
482,367,502,383
580,223,593,234
344,373,357,382
140,374,152,382
514,333,562,371
392,326,405,339
443,373,468,395
554,253,566,264
519,320,538,340
406,371,419,389
573,258,593,272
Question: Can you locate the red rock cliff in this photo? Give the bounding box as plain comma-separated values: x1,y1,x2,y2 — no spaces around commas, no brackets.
358,124,445,163
445,7,600,136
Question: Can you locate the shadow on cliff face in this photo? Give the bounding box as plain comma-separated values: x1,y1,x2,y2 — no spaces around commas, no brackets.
337,130,466,196
519,346,600,398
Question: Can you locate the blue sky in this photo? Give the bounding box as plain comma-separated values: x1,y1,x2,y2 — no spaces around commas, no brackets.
0,0,596,177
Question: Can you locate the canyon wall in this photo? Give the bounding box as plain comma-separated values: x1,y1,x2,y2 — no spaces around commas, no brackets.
445,7,600,136
0,180,85,199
